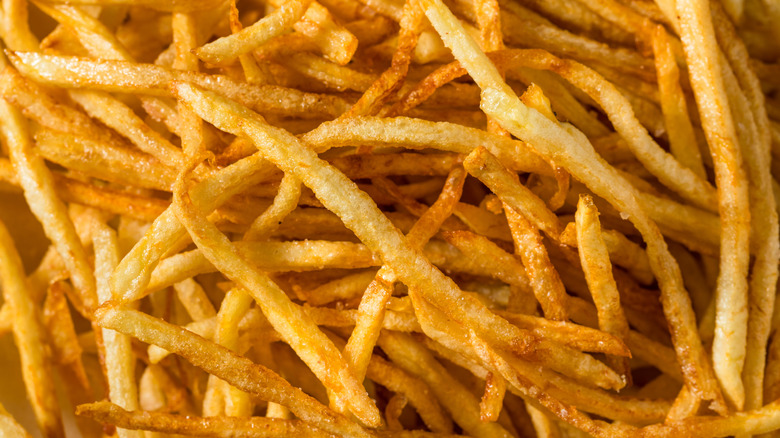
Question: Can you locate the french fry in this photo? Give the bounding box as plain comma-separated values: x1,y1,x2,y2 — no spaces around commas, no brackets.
95,306,371,438
194,0,314,65
77,401,336,437
0,219,64,438
172,157,381,426
575,194,631,384
676,0,751,411
7,51,350,118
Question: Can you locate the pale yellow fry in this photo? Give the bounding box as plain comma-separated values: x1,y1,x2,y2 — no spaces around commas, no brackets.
147,317,218,364
496,311,630,356
147,240,381,293
1,0,38,51
6,51,349,119
172,161,381,427
422,0,723,412
0,220,63,438
32,1,133,60
575,194,631,383
244,173,302,241
95,306,370,438
93,222,142,438
34,129,176,192
281,53,376,92
491,49,717,212
0,67,120,147
636,192,720,254
0,403,33,438
651,25,707,180
304,270,378,306
463,146,562,239
677,0,751,411
435,232,531,298
301,116,551,175
720,57,779,411
203,288,254,417
0,304,11,336
69,90,186,170
640,398,780,437
526,404,561,438
194,0,314,65
288,1,358,65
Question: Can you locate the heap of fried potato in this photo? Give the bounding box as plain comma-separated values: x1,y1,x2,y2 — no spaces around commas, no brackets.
1,0,780,436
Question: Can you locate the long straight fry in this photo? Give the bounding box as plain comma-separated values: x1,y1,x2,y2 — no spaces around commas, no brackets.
676,0,751,410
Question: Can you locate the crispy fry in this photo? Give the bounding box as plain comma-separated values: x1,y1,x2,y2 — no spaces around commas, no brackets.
95,306,371,438
677,0,751,411
0,219,64,438
575,194,631,384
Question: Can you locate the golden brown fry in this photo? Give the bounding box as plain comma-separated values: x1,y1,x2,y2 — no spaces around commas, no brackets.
503,206,569,321
40,0,223,12
0,219,64,438
464,146,562,239
379,332,513,438
195,0,314,65
95,306,371,438
651,25,707,180
575,194,631,384
77,401,336,437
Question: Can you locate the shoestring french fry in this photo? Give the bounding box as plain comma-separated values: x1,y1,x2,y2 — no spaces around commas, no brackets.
1,0,779,436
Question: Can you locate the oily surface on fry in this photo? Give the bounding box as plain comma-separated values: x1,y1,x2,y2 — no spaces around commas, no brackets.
0,0,779,437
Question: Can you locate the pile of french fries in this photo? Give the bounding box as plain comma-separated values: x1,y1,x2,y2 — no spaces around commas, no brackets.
1,0,780,436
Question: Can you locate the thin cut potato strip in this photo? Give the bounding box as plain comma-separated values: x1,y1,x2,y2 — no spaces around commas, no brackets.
6,51,350,118
1,0,778,436
0,220,64,438
194,0,314,65
676,0,751,411
94,305,371,438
